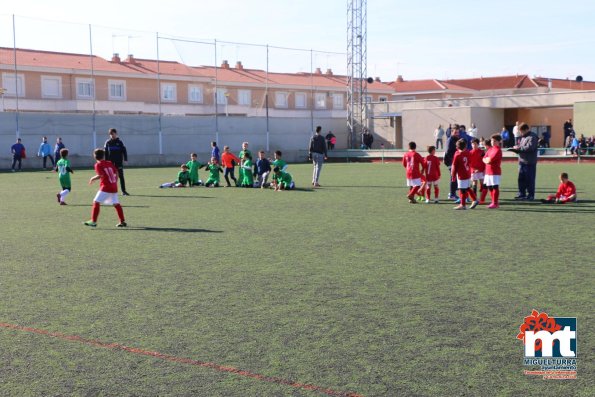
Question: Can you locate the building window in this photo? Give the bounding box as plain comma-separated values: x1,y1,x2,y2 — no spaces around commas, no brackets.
161,83,177,102
108,80,126,100
364,95,373,103
295,92,307,108
41,76,62,98
315,93,326,109
379,96,388,102
275,92,288,108
238,89,251,106
332,93,344,109
2,73,25,97
76,78,94,99
188,85,203,103
216,88,228,105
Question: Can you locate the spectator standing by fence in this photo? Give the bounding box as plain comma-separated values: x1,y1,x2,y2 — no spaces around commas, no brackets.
10,138,25,172
309,125,327,187
434,124,445,149
104,128,129,196
54,137,65,162
325,131,336,150
37,136,54,170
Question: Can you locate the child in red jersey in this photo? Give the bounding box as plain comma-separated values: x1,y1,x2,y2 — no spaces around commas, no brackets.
541,173,577,203
451,139,478,210
423,145,441,203
469,138,487,202
482,134,503,209
84,148,126,227
402,141,424,204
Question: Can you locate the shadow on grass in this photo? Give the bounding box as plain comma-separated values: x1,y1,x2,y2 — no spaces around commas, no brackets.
65,204,150,208
499,206,595,213
131,194,214,199
113,226,223,233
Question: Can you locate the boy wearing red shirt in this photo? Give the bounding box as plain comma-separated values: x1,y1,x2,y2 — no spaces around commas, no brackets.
402,141,424,204
469,138,487,202
84,148,126,227
541,173,577,203
482,134,503,209
451,139,478,210
220,146,241,187
423,145,441,203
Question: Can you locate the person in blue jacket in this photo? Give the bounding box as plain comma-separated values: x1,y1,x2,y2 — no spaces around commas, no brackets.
37,136,54,169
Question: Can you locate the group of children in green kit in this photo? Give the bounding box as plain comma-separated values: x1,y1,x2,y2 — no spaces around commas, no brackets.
159,142,294,191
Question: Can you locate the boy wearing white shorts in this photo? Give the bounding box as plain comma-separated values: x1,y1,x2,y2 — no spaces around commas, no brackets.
482,134,503,209
84,148,126,227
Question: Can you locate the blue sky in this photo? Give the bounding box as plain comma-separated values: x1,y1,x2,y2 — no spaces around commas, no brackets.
1,0,593,82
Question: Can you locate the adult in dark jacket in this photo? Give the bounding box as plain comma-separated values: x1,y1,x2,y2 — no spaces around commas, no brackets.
513,123,538,200
443,125,460,199
362,129,374,149
104,128,129,195
309,125,328,187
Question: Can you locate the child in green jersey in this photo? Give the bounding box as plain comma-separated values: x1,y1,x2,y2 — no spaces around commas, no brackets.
55,148,74,205
186,153,205,186
272,166,294,191
159,164,192,188
240,152,254,187
204,157,223,187
238,142,251,186
271,150,288,172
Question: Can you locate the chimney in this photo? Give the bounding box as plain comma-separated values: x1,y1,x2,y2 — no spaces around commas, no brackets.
396,75,404,82
314,67,322,75
235,61,244,70
126,54,135,64
375,76,381,82
325,68,333,76
221,60,230,69
111,53,121,63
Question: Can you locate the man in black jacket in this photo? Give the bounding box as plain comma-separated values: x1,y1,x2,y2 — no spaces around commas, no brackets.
309,126,328,187
443,125,460,200
104,128,129,195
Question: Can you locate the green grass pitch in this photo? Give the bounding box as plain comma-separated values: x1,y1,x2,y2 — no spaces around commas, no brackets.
0,161,593,396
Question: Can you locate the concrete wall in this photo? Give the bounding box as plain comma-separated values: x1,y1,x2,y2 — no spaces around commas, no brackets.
573,101,595,139
401,107,471,148
469,107,505,139
0,112,347,168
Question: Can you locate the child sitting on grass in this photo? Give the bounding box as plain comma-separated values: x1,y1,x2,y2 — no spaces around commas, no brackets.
541,172,577,204
272,167,294,191
204,157,224,187
159,164,192,188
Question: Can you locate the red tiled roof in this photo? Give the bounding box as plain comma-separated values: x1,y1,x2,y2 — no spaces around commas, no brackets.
0,47,393,92
533,77,595,90
441,75,538,90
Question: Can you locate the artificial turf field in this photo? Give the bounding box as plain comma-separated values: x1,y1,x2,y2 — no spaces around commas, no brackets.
0,161,593,397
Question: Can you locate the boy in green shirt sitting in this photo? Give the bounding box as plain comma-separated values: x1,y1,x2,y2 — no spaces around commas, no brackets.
272,166,294,191
159,164,192,188
204,157,224,187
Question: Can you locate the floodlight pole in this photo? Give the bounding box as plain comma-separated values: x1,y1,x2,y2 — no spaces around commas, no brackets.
347,0,368,148
12,14,19,139
156,32,163,155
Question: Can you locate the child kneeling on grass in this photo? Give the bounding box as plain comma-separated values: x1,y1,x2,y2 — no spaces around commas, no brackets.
541,173,577,204
159,164,192,188
272,167,294,191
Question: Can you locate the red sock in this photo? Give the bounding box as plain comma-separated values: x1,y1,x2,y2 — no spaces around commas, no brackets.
91,202,100,222
410,186,420,197
459,191,466,205
114,204,125,223
426,186,431,200
494,187,500,204
434,186,439,199
480,187,488,202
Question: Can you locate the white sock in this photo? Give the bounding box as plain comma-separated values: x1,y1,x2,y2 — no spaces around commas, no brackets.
60,189,70,201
